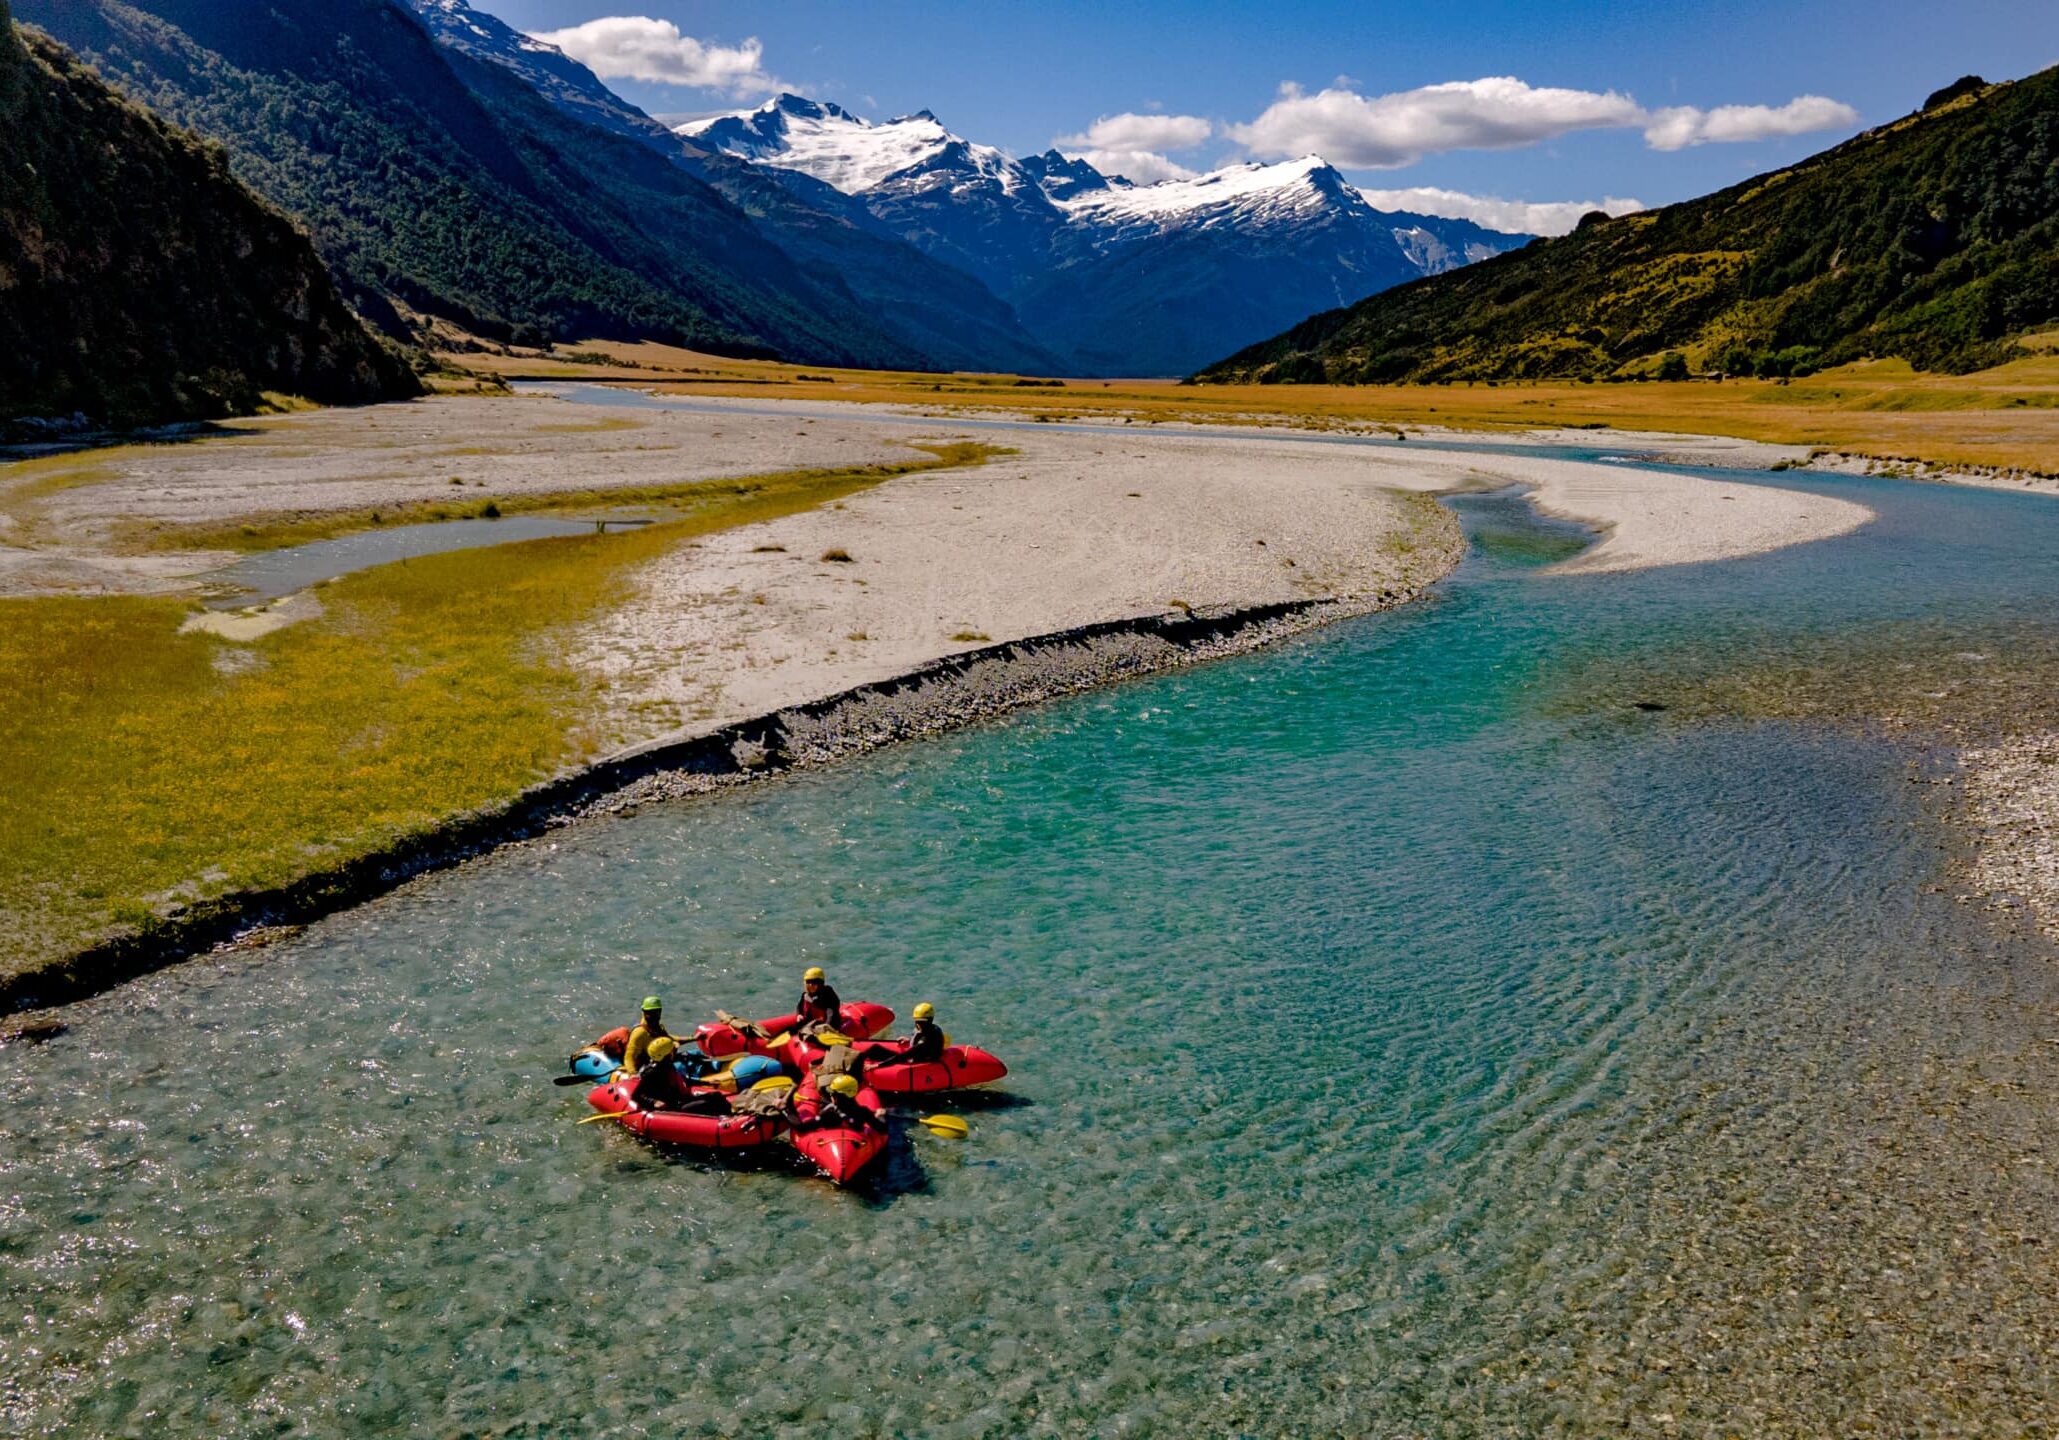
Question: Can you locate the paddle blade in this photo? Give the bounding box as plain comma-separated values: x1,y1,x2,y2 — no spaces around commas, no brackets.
917,1114,970,1139
814,1030,852,1047
751,1076,796,1092
552,1074,591,1086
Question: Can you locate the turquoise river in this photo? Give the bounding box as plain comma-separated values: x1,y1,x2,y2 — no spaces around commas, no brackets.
4,455,2059,1437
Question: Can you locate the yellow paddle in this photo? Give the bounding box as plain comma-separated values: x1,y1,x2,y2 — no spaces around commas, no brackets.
812,1029,852,1047
577,1110,634,1126
750,1075,796,1092
916,1114,970,1139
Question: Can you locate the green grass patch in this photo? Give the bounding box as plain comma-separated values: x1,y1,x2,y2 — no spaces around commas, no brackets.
0,442,1004,974
129,441,1001,553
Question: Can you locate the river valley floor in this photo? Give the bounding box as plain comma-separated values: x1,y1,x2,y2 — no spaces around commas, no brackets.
0,388,1881,992
6,385,2059,1435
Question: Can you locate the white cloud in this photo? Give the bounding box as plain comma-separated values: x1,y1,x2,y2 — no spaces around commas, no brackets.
1642,95,1860,150
1055,113,1213,184
1070,149,1201,184
1228,78,1642,169
529,16,777,96
1058,112,1214,154
1358,186,1645,237
1228,76,1857,168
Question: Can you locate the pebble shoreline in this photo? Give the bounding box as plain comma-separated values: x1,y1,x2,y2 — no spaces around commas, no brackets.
1960,733,2059,941
0,567,1457,1017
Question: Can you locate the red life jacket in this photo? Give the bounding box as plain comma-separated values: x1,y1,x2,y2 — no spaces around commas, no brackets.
594,1026,631,1059
797,984,843,1027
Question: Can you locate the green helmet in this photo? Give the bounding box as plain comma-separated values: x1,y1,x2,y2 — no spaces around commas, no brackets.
641,996,662,1013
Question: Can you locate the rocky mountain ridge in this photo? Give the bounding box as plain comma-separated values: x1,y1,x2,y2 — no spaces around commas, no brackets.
682,93,1531,373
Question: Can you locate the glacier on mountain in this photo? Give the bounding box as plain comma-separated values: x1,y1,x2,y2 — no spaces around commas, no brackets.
687,95,1525,272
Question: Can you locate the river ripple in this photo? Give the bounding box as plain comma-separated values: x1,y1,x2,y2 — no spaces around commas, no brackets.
4,470,2059,1436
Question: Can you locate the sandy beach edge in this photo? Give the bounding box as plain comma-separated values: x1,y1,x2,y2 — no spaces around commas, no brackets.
0,579,1450,1019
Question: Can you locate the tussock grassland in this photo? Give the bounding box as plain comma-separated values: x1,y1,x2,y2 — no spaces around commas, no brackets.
0,442,999,974
462,340,2059,476
131,446,996,553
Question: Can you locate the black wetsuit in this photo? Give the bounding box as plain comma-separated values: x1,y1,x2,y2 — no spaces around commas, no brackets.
801,1092,882,1133
797,983,845,1032
861,1018,943,1068
904,1019,946,1065
635,1060,727,1114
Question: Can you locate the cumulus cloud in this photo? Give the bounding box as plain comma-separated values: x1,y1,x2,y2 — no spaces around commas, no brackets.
1071,150,1201,184
1358,186,1645,237
1642,95,1860,150
1059,112,1214,154
1056,113,1213,185
529,16,777,96
1228,78,1643,169
1228,76,1857,167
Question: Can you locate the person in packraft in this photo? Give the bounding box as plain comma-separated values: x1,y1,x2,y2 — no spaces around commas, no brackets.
866,1001,944,1066
619,996,670,1075
796,1073,881,1133
631,1036,728,1115
795,967,845,1036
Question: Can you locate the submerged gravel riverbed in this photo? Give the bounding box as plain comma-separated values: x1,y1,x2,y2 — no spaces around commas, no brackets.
2,466,2057,1436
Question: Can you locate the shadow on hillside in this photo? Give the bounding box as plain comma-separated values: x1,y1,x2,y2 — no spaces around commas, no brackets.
0,418,273,463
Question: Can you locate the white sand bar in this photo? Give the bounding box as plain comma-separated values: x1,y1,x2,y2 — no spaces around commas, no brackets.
549,393,1871,735
2,392,1874,743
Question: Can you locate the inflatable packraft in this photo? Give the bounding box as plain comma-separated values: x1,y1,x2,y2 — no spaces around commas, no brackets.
584,1074,786,1150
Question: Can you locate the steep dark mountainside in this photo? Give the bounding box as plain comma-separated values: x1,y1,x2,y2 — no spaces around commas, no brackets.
1201,67,2059,384
0,3,414,430
404,0,1059,373
16,0,925,366
688,96,1529,375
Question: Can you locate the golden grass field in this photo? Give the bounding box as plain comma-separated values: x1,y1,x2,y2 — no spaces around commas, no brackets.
0,442,997,974
7,328,2055,980
457,338,2059,476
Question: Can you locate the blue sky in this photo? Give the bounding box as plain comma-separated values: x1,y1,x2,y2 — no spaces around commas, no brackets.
476,1,2057,230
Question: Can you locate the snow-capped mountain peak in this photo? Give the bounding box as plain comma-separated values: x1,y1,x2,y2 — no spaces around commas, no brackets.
1056,155,1358,232
680,95,1018,196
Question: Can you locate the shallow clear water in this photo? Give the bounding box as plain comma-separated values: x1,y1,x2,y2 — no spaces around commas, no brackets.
200,514,643,607
7,465,2059,1437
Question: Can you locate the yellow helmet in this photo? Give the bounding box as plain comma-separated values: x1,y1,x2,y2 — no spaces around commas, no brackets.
912,1002,935,1021
826,1074,861,1098
647,1036,678,1064
803,967,826,982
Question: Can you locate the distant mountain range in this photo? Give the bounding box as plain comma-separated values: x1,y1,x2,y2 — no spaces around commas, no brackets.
1202,67,2059,384
16,0,1528,378
17,0,941,370
0,0,414,432
682,94,1529,375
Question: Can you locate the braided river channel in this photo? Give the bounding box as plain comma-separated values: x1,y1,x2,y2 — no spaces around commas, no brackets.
6,457,2059,1437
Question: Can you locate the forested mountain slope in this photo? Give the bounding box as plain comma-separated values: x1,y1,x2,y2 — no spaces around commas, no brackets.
1201,68,2059,384
17,0,926,367
0,1,415,430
